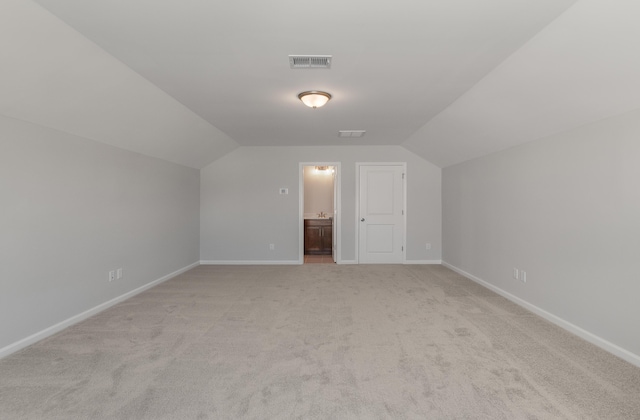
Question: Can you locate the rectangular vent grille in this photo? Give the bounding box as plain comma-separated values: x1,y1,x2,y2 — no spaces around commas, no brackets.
289,55,332,69
339,130,366,138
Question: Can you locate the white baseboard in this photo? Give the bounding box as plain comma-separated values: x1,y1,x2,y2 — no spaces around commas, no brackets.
405,259,442,265
331,260,442,265
200,260,301,265
0,261,200,360
442,261,640,368
200,259,365,265
199,259,440,265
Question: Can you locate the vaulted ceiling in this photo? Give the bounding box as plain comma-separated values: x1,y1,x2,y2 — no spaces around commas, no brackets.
2,1,640,169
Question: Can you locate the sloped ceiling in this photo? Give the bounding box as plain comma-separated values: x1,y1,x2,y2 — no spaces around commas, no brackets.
403,0,640,167
0,0,238,169
3,1,640,168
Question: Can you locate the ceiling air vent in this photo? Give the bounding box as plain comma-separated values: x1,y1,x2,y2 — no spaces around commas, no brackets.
339,130,366,138
289,55,332,69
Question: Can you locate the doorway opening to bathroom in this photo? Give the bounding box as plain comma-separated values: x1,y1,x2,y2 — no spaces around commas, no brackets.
299,163,341,264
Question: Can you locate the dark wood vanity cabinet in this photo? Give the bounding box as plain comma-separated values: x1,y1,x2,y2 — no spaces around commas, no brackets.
304,219,332,255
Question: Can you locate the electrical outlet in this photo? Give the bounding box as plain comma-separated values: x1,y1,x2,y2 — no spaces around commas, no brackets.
269,244,275,250
513,268,519,280
521,271,527,283
425,243,432,250
117,268,123,279
108,270,115,282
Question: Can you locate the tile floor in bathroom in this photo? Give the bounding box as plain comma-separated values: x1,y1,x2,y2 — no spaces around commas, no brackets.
303,255,335,264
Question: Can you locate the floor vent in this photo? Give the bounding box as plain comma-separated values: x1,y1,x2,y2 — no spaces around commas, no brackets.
338,130,366,138
289,55,332,69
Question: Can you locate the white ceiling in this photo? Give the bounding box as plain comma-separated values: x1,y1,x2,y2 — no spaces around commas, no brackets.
3,0,640,168
403,0,640,166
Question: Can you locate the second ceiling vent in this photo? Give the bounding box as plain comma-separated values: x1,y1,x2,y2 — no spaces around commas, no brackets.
289,55,332,69
339,130,366,138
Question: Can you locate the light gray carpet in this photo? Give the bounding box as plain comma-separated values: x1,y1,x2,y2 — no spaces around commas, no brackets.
1,264,639,419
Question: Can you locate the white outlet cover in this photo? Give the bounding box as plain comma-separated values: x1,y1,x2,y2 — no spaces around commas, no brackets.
117,268,123,279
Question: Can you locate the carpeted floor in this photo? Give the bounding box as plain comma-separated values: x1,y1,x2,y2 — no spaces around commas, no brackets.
1,264,639,419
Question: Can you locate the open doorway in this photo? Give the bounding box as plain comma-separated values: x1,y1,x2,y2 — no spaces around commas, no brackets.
299,163,340,264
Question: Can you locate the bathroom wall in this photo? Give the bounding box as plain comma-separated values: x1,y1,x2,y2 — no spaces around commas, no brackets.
303,165,334,218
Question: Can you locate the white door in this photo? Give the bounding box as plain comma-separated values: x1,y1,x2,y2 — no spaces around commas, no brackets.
358,164,405,264
332,168,337,263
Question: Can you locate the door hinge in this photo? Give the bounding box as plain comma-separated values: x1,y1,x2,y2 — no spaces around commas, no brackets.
402,246,404,252
402,209,404,215
402,173,405,180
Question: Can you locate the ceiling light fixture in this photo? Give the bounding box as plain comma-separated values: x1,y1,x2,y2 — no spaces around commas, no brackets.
298,91,331,109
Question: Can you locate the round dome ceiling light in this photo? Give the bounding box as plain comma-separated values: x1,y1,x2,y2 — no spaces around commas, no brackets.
298,91,332,109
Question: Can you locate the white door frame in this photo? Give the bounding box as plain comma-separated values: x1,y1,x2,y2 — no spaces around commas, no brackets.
299,162,342,264
355,162,407,264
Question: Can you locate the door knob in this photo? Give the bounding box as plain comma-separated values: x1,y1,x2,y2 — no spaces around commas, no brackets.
361,218,365,222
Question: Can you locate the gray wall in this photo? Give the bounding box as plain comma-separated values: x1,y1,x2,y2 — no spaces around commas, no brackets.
442,108,640,359
0,115,200,351
201,146,441,262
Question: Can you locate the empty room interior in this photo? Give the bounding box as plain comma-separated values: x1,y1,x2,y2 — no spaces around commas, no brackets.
2,0,640,418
